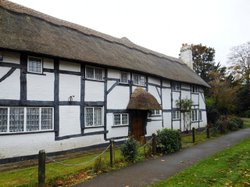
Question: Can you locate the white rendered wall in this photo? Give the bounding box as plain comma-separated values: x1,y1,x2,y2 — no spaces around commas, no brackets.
43,58,54,69
59,74,81,101
59,106,81,136
59,60,80,72
0,68,20,100
146,121,162,136
181,91,190,100
162,80,170,87
162,88,171,109
172,121,180,130
172,92,180,108
27,73,54,101
1,51,20,64
85,81,104,101
191,94,199,105
148,76,160,85
199,93,206,109
163,112,171,129
107,86,129,109
148,85,161,103
0,132,106,159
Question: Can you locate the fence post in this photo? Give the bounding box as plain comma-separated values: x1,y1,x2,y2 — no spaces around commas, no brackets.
38,150,46,187
192,127,195,143
206,127,210,138
152,133,156,155
109,139,113,167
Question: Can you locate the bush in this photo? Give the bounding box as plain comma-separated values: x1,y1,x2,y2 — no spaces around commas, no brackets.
230,117,244,129
228,120,239,131
213,116,244,133
120,138,139,163
156,129,181,154
243,110,250,118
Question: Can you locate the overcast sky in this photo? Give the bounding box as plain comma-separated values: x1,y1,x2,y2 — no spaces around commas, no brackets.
10,0,250,66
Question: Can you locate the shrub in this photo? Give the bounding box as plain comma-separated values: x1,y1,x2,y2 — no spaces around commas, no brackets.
120,138,139,163
93,157,106,173
228,120,239,131
230,117,244,129
156,129,181,154
214,116,229,133
243,110,250,118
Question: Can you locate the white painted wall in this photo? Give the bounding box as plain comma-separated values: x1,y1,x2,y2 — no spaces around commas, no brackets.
173,120,180,130
27,72,54,101
106,113,128,138
43,58,54,69
148,85,161,104
172,92,180,108
162,88,171,109
162,80,170,87
163,112,171,129
199,93,206,109
1,51,20,64
59,60,80,72
148,76,160,85
107,86,129,109
191,94,199,105
0,68,20,100
59,106,81,136
59,74,81,101
146,120,162,136
85,81,104,101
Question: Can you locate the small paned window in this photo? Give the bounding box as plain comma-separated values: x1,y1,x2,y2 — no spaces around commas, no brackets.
120,72,129,83
26,108,39,131
0,107,53,134
114,113,129,126
85,107,103,127
172,110,180,120
191,110,198,122
0,108,8,132
132,74,146,86
199,110,202,121
172,82,181,91
85,66,103,80
28,57,43,74
192,85,198,93
151,110,161,116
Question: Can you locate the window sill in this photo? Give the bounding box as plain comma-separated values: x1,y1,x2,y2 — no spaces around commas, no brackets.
84,78,104,82
112,125,129,128
172,119,181,121
0,130,54,136
85,126,104,129
26,72,46,76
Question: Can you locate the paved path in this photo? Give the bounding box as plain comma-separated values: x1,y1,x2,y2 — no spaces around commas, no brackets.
76,128,250,187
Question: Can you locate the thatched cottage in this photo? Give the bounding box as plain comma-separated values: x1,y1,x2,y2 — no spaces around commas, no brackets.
0,0,209,161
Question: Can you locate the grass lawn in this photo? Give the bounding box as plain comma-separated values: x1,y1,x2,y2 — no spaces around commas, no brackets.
151,136,250,187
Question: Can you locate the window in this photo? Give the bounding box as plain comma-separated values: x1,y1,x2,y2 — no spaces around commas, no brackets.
0,107,53,134
172,110,180,120
172,82,181,91
114,113,129,126
199,110,202,121
85,66,103,80
132,74,146,86
191,85,198,93
120,72,129,83
28,57,43,74
191,110,198,122
151,110,161,116
85,107,103,127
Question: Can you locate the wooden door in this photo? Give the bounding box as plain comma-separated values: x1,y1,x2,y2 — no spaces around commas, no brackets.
131,110,147,141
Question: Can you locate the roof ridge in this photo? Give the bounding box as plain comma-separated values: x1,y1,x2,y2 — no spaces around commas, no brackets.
0,0,182,64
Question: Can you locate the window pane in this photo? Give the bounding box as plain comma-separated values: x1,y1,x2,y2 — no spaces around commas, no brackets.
41,108,53,130
28,57,42,73
114,114,121,125
0,108,8,132
9,108,24,132
95,68,103,80
133,74,139,84
121,72,128,83
86,108,93,126
27,108,39,131
140,76,146,85
94,108,102,126
122,114,128,125
86,67,94,79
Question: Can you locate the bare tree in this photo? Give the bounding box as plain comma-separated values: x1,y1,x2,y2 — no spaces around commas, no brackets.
228,41,250,84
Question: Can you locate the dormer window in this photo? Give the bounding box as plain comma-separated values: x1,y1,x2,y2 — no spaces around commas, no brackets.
172,82,180,91
120,72,129,83
191,85,198,93
132,73,146,86
85,66,103,80
27,57,43,74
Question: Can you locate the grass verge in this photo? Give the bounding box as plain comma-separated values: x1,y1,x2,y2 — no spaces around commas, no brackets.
151,136,250,187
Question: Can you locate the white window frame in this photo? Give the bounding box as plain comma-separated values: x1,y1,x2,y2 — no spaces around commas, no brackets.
151,110,161,116
191,109,198,122
191,85,199,93
27,56,43,74
132,73,146,86
172,110,180,120
85,66,104,81
120,72,129,83
0,107,53,134
85,107,103,127
113,113,129,126
172,82,181,91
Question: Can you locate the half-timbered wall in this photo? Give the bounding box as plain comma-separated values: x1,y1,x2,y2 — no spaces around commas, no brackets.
0,50,207,159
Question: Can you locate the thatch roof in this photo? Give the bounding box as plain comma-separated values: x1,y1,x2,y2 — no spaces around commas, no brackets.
0,0,209,87
127,88,161,110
